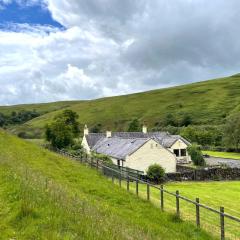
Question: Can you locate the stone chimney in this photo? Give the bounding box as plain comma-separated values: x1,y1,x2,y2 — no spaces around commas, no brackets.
142,125,147,134
84,124,89,136
106,130,112,138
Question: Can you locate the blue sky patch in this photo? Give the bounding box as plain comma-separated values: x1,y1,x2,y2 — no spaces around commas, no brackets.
0,1,63,29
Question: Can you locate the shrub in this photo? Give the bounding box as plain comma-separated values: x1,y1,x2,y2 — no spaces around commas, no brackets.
187,144,206,166
92,153,113,165
146,164,165,183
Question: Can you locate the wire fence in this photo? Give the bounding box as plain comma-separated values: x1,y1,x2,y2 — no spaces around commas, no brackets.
56,150,240,240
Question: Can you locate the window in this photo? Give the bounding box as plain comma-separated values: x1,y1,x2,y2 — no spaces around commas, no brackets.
117,160,120,166
180,149,186,156
174,149,179,157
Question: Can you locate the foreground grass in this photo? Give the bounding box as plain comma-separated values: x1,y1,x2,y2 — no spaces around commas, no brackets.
0,130,213,240
123,180,240,239
203,151,240,160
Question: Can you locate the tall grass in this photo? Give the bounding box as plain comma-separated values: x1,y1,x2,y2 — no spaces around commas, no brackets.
0,130,214,239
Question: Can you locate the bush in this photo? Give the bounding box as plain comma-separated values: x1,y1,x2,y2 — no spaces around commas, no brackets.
92,153,113,165
146,164,165,183
187,144,206,166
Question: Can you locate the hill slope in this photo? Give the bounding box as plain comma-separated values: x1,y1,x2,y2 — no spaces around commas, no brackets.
0,130,213,239
2,74,240,137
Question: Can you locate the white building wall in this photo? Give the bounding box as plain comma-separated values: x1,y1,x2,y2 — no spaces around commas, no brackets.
125,139,176,173
81,135,91,153
168,139,191,163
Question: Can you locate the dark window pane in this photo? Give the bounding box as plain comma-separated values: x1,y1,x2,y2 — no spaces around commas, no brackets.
181,149,186,156
174,149,179,157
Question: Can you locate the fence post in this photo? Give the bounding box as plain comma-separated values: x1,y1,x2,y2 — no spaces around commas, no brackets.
90,156,93,168
176,190,180,217
96,159,99,170
127,176,130,191
147,181,150,201
136,179,139,196
220,207,225,240
112,170,114,184
160,185,164,211
119,172,121,187
196,198,200,227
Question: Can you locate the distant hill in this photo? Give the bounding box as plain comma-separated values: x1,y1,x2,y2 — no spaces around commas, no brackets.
1,74,240,138
0,130,212,239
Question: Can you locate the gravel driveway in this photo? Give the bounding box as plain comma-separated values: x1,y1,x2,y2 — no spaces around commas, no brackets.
205,157,240,168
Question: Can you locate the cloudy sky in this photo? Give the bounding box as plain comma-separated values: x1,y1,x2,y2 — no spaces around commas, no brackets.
0,0,240,105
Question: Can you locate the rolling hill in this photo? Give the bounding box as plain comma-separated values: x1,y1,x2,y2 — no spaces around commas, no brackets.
0,129,213,239
2,74,240,138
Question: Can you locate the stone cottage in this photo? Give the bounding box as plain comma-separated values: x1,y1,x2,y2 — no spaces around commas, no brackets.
81,125,191,173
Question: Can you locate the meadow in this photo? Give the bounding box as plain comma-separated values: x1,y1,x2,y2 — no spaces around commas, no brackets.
0,130,213,240
203,151,240,160
121,180,240,240
3,74,240,137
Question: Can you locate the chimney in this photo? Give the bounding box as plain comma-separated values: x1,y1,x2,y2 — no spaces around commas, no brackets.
142,125,147,134
106,130,112,138
84,124,89,136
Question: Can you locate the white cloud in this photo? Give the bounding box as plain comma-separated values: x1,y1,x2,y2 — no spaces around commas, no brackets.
1,0,240,105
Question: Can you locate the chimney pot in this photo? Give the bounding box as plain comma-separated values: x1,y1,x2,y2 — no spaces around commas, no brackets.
142,125,147,134
106,131,112,138
84,124,89,136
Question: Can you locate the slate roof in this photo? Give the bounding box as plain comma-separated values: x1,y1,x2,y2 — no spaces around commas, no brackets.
86,131,190,149
92,137,151,160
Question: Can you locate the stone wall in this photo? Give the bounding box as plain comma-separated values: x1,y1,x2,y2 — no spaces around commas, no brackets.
167,167,240,181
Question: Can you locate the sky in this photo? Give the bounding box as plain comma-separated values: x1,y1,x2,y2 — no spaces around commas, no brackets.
0,0,240,105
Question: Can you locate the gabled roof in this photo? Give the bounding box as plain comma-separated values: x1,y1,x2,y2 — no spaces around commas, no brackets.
86,133,105,148
92,137,152,160
85,131,190,149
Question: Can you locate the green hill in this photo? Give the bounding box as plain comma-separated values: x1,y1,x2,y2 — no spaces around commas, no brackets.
2,74,240,137
0,130,213,239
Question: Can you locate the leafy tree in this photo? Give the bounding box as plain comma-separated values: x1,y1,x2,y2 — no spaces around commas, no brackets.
45,110,80,149
146,164,165,183
163,113,177,127
223,113,240,151
91,123,102,133
127,119,141,132
187,144,205,166
180,114,192,127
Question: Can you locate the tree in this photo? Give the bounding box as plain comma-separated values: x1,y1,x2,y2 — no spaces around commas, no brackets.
180,114,192,127
163,113,177,127
45,110,80,149
127,119,141,132
146,164,165,183
187,144,205,166
223,113,240,151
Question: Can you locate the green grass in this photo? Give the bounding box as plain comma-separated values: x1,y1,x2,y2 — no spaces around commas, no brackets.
203,151,240,160
2,74,240,137
0,130,213,240
123,180,240,239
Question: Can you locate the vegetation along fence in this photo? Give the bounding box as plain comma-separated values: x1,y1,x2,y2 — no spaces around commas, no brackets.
56,149,240,240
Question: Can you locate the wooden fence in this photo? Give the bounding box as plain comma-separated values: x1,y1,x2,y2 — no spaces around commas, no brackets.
57,150,240,240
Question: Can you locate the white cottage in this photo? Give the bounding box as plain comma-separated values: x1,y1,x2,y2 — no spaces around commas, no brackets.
81,125,191,173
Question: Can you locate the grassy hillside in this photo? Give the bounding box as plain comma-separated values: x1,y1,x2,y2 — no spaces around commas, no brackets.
2,74,240,137
0,130,213,239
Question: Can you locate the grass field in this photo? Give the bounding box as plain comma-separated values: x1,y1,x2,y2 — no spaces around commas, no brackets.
203,151,240,160
0,130,213,240
121,180,240,240
2,74,240,137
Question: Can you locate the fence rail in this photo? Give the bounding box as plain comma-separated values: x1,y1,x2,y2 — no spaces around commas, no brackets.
56,149,240,240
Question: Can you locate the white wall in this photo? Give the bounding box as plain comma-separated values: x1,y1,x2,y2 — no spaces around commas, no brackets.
81,135,91,153
169,139,191,163
125,139,176,173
